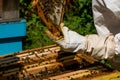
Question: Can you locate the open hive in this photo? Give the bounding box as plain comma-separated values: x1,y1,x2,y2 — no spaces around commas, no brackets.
0,44,120,80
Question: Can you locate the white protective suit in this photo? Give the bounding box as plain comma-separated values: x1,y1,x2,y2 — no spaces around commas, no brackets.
54,0,120,70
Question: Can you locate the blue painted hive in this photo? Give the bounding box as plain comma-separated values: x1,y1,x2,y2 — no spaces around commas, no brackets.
0,19,26,55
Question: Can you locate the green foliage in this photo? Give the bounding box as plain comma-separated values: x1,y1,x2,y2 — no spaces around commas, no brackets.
19,0,96,50
64,0,96,35
100,60,112,69
19,0,53,50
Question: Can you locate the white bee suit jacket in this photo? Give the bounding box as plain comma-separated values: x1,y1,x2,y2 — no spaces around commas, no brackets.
92,0,120,69
92,0,120,36
55,0,120,69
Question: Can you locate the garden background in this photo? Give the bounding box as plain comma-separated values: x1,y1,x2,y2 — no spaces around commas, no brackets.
19,0,96,50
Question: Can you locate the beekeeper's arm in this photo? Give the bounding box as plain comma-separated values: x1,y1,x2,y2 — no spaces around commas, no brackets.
54,0,120,59
46,0,120,69
54,23,116,60
56,0,120,59
52,23,120,70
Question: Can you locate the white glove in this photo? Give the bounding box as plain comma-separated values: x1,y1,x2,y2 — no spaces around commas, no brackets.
55,25,86,52
46,23,116,60
55,24,115,60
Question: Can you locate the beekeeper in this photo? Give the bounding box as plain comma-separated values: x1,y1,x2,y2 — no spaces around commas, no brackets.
48,0,120,69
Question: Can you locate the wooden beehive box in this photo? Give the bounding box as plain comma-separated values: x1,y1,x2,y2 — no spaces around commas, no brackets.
0,0,19,22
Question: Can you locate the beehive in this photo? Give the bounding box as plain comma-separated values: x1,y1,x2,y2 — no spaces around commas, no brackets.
0,19,26,55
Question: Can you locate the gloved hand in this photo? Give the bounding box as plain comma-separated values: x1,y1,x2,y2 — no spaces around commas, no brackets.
46,23,116,60
45,23,86,52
